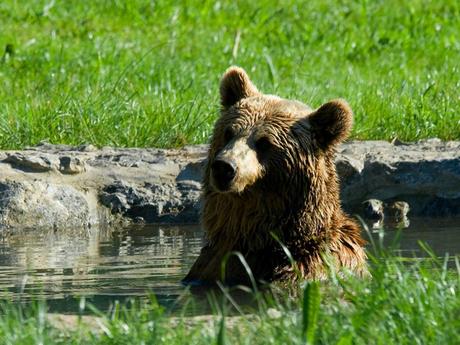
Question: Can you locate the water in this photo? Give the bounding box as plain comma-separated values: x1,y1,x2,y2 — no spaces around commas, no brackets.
0,225,204,313
0,218,459,313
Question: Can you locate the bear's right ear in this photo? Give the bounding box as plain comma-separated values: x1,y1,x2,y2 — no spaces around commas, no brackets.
220,66,260,108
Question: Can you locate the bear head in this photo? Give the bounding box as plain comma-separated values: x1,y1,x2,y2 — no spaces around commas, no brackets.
206,66,353,197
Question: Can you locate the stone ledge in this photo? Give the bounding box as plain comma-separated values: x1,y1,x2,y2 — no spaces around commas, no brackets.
0,139,459,232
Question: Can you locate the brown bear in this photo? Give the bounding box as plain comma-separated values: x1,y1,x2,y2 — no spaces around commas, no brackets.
183,67,367,286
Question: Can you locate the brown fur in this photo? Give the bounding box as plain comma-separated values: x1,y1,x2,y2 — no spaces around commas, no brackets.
183,67,367,286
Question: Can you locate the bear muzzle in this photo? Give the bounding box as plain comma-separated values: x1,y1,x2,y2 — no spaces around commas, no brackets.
211,159,237,191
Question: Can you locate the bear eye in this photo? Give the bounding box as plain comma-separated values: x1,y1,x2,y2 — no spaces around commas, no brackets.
255,137,272,152
224,127,235,142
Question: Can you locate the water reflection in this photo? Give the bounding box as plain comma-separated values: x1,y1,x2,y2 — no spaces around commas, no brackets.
0,225,204,312
366,217,460,257
0,218,459,313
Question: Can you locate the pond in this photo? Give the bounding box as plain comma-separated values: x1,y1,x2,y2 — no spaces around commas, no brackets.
0,217,459,314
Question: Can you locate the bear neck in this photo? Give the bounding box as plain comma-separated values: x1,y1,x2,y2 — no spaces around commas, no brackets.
292,154,342,237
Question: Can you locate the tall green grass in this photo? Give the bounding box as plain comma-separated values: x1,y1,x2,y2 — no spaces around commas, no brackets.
0,0,459,149
1,252,458,344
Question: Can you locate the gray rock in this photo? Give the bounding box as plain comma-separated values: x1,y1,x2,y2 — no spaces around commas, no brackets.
3,152,58,172
0,140,459,232
337,140,460,216
59,156,86,174
99,179,201,223
0,180,93,231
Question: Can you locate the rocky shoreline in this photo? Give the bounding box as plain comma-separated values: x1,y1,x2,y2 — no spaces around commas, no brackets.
0,139,459,232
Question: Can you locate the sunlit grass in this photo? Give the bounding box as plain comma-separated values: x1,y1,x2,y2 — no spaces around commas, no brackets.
0,0,459,149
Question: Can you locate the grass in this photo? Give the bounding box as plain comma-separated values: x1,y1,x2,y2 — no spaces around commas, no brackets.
0,249,459,344
0,0,459,150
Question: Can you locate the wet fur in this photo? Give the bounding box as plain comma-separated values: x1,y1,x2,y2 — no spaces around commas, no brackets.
184,67,367,286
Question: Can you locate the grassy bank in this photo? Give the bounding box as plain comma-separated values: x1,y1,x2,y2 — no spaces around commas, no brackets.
1,252,459,345
0,0,459,149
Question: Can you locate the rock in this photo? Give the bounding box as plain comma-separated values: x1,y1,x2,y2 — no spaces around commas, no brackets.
386,201,410,220
0,140,459,232
59,156,86,174
386,216,410,229
362,199,384,220
266,308,282,319
361,199,411,229
99,179,201,223
338,140,460,217
3,152,58,172
0,180,94,230
133,216,145,224
77,144,97,152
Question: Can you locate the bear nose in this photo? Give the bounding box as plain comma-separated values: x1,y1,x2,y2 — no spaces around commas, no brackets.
211,159,236,189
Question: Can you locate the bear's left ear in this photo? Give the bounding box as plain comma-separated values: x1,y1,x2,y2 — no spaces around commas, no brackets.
308,99,353,149
220,66,260,108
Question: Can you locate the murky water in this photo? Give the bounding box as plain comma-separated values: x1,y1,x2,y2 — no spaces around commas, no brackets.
0,217,459,313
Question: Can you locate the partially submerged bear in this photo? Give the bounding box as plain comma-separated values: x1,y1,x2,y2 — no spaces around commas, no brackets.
183,67,367,286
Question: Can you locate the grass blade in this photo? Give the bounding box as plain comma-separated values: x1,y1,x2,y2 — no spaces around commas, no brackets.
301,281,321,345
216,316,226,345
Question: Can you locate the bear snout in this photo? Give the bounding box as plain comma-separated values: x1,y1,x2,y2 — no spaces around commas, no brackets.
211,159,237,191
